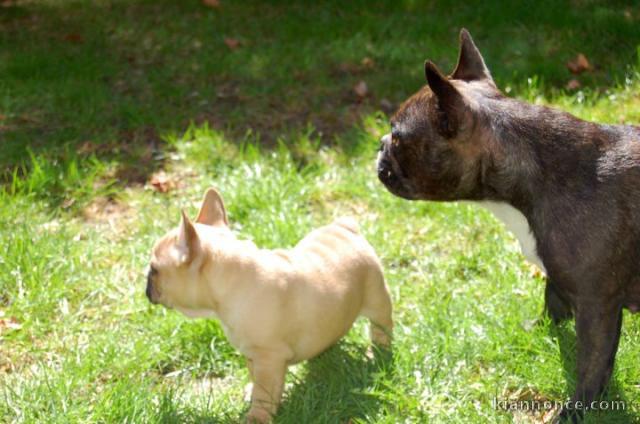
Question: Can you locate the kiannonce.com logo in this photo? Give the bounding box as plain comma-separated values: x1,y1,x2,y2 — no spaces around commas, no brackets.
492,398,628,412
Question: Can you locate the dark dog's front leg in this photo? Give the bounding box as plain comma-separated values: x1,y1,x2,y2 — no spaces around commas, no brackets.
561,300,623,421
545,280,573,324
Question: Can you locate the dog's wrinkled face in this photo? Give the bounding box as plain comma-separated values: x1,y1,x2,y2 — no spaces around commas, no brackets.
377,29,498,201
146,188,230,314
146,225,197,308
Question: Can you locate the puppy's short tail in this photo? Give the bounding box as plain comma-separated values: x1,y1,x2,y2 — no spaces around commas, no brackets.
334,216,360,234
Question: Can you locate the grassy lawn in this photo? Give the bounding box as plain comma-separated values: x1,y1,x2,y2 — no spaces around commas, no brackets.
1,0,640,422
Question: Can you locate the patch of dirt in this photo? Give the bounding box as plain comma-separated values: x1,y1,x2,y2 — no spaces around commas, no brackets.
500,386,561,424
146,170,184,193
82,196,132,225
193,69,387,146
0,311,21,335
99,126,167,187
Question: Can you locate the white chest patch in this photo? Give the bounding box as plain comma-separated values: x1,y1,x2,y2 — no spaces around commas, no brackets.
476,201,545,272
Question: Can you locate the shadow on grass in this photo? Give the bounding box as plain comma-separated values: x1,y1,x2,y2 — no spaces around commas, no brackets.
154,340,393,423
275,341,394,423
1,0,639,195
549,323,634,423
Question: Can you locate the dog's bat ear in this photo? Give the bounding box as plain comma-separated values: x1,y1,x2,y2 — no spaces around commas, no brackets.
425,61,464,135
196,188,228,227
451,28,493,84
178,209,200,263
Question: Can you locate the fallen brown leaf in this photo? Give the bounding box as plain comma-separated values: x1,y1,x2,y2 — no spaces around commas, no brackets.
360,57,375,69
61,198,76,209
202,0,220,8
337,62,357,74
565,79,581,90
148,171,177,193
78,141,98,155
566,53,591,75
353,80,369,98
0,361,14,373
63,33,84,44
624,9,633,21
0,316,21,334
224,37,241,50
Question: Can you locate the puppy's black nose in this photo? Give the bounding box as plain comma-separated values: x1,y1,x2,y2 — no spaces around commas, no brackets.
145,284,158,305
146,268,158,304
145,282,155,303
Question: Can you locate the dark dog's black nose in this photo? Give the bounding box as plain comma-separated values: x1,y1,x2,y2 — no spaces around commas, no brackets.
146,282,159,304
377,159,397,184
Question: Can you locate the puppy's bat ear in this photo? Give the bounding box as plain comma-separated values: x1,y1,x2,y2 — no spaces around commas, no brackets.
425,61,464,136
451,28,493,84
196,188,228,227
178,210,200,263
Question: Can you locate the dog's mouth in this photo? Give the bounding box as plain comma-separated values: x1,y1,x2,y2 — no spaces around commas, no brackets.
377,148,417,200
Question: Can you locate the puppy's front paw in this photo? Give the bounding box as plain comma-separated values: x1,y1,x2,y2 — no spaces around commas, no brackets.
371,324,392,347
245,407,272,424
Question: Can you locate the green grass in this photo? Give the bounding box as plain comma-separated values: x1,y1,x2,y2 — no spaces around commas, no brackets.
1,0,640,422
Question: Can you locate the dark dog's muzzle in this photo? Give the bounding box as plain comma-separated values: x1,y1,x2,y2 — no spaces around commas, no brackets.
377,133,416,200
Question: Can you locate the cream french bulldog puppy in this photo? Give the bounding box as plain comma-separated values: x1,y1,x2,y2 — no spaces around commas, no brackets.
146,188,393,422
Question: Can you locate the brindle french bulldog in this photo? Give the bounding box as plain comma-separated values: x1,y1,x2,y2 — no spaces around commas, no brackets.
377,28,640,420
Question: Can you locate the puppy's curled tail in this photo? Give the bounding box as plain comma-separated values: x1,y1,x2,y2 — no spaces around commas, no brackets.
334,216,360,234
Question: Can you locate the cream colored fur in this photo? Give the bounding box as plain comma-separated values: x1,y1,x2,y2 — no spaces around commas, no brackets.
147,188,393,423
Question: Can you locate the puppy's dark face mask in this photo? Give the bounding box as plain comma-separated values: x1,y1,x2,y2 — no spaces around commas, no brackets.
145,265,160,304
145,188,230,314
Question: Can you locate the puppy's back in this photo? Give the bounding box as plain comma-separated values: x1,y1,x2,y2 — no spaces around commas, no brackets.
332,216,360,234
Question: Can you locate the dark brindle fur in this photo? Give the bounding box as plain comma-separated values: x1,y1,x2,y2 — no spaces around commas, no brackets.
377,29,640,419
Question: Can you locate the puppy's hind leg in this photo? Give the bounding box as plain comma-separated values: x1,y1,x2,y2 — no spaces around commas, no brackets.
360,268,393,347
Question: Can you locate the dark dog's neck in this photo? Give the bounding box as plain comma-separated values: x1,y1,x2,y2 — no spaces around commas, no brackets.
478,96,620,217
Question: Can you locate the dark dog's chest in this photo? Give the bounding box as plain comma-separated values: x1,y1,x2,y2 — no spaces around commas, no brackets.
479,194,640,313
477,201,544,270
